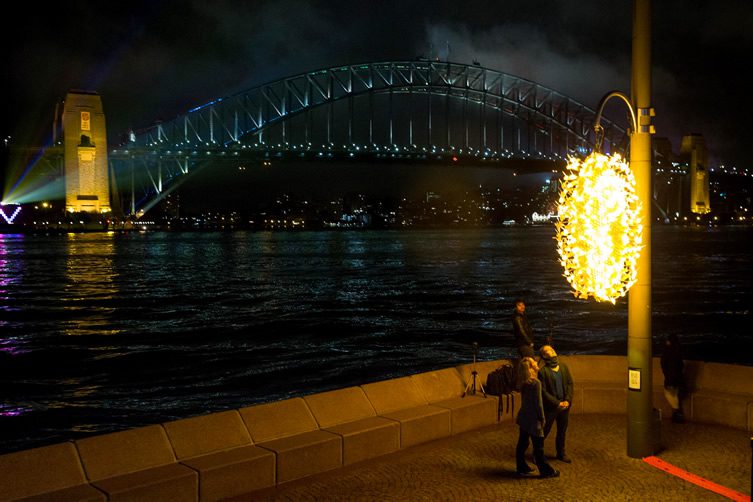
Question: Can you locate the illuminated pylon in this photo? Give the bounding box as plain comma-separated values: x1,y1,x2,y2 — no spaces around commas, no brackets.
62,90,111,214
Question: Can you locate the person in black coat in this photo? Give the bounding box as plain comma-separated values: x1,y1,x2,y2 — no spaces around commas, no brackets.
660,333,685,423
538,345,574,463
512,299,535,358
515,356,559,478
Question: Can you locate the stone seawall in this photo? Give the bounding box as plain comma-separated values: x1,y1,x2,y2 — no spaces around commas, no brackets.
1,356,751,501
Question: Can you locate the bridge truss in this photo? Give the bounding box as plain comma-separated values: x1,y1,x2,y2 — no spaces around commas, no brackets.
110,60,628,217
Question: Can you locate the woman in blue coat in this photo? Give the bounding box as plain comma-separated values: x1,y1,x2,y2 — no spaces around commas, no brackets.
515,356,559,478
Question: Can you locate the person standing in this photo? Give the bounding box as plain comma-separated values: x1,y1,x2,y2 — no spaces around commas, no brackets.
538,345,574,463
661,333,685,423
515,356,559,478
512,299,535,358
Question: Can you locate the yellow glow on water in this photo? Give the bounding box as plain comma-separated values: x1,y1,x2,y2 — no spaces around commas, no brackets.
555,152,642,304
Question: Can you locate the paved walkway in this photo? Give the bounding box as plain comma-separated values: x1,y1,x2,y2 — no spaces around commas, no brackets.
235,415,751,501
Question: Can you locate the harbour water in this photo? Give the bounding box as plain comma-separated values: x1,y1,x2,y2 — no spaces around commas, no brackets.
1,225,751,454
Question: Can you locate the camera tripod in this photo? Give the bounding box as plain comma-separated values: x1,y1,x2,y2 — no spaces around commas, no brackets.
462,342,486,398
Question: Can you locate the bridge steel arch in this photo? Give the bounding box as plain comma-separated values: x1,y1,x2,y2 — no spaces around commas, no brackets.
113,61,628,217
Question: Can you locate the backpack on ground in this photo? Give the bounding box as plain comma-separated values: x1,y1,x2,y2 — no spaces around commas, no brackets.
486,362,518,421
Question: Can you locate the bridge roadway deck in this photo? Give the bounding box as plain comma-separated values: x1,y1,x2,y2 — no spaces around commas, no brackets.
233,414,751,501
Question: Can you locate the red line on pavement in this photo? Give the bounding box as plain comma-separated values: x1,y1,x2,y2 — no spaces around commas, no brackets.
643,456,750,502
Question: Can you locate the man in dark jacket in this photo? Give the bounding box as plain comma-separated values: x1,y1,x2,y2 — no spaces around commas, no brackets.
512,299,535,357
538,345,573,463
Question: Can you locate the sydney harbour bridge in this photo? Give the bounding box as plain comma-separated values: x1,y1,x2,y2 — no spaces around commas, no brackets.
5,60,629,220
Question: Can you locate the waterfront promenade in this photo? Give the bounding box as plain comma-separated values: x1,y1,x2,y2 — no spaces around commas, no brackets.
241,414,751,501
2,356,751,501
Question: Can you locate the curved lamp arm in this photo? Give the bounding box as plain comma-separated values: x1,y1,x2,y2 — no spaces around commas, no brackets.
593,91,638,152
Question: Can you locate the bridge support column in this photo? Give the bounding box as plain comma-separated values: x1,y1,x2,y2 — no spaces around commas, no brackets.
348,95,353,145
389,88,394,146
408,87,413,146
369,93,374,145
445,89,451,147
427,89,432,146
129,159,135,217
481,94,487,150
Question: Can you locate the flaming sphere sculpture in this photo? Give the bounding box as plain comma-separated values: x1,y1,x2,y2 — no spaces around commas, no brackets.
555,152,642,303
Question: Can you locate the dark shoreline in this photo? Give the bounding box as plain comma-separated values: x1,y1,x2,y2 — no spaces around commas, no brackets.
4,221,753,235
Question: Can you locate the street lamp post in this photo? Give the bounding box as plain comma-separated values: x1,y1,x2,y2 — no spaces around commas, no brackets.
586,0,656,457
554,0,657,456
627,0,656,458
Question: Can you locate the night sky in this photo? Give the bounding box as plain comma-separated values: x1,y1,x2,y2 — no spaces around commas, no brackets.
5,0,752,170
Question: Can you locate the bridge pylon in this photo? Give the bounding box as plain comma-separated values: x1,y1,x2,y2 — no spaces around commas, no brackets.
61,90,111,214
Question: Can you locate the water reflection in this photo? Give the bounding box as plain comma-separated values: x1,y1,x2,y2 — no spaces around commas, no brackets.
0,234,24,312
63,232,120,335
0,404,32,417
0,235,28,355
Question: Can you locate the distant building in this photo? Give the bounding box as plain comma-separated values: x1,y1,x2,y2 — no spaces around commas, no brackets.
680,133,710,214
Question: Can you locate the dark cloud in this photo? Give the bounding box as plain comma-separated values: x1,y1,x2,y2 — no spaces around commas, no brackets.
4,0,751,167
424,22,631,106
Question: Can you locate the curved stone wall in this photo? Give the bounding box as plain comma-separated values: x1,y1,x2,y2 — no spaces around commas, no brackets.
1,356,751,501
